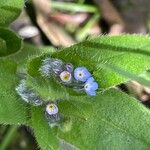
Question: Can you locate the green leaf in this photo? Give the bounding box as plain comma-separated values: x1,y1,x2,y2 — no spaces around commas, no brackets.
51,35,150,89
31,89,150,149
0,28,22,57
27,35,150,100
27,35,150,149
32,106,59,150
0,0,23,26
56,89,150,150
101,63,150,87
26,76,69,101
31,100,92,150
0,60,29,125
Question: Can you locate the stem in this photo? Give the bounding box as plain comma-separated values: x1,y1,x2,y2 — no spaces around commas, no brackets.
76,13,100,41
0,125,7,135
51,1,98,13
0,126,18,150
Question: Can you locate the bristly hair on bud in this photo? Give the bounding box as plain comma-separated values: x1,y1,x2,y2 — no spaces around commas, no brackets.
39,57,64,77
65,63,74,72
16,80,43,106
45,102,61,127
39,58,54,77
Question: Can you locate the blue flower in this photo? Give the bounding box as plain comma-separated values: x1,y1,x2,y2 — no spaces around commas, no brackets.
46,103,58,115
74,67,91,82
45,103,61,127
84,77,98,96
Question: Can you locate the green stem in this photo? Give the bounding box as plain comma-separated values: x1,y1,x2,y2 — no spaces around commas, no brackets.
0,126,8,135
0,126,18,150
51,1,98,13
76,13,100,41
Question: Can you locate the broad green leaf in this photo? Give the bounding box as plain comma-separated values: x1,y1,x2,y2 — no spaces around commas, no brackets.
27,35,150,100
0,0,23,26
31,99,92,150
52,35,150,89
27,35,150,149
0,28,22,57
32,106,59,150
0,60,29,125
101,63,150,87
56,89,150,150
26,76,70,101
31,89,150,149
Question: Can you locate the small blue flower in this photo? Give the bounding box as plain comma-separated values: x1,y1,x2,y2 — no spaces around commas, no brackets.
74,67,91,82
84,77,98,96
45,103,61,127
46,103,58,115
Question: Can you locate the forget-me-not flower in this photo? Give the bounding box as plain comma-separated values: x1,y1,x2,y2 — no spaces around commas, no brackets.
84,77,98,96
45,103,61,126
46,103,58,115
74,67,91,82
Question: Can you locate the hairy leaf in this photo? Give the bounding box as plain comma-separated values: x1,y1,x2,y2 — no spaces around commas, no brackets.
26,35,150,149
101,63,150,87
31,89,150,149
52,35,150,89
0,28,22,57
27,35,150,100
0,60,29,125
26,76,69,101
31,99,92,150
57,89,150,150
0,0,23,26
32,106,59,150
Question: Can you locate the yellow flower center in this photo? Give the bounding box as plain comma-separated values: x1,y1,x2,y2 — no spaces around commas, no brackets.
63,73,71,81
48,104,55,111
60,71,71,82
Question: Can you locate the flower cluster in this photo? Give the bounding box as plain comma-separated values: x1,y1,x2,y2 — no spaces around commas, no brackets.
16,80,61,127
74,67,98,96
40,57,98,96
15,58,98,127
